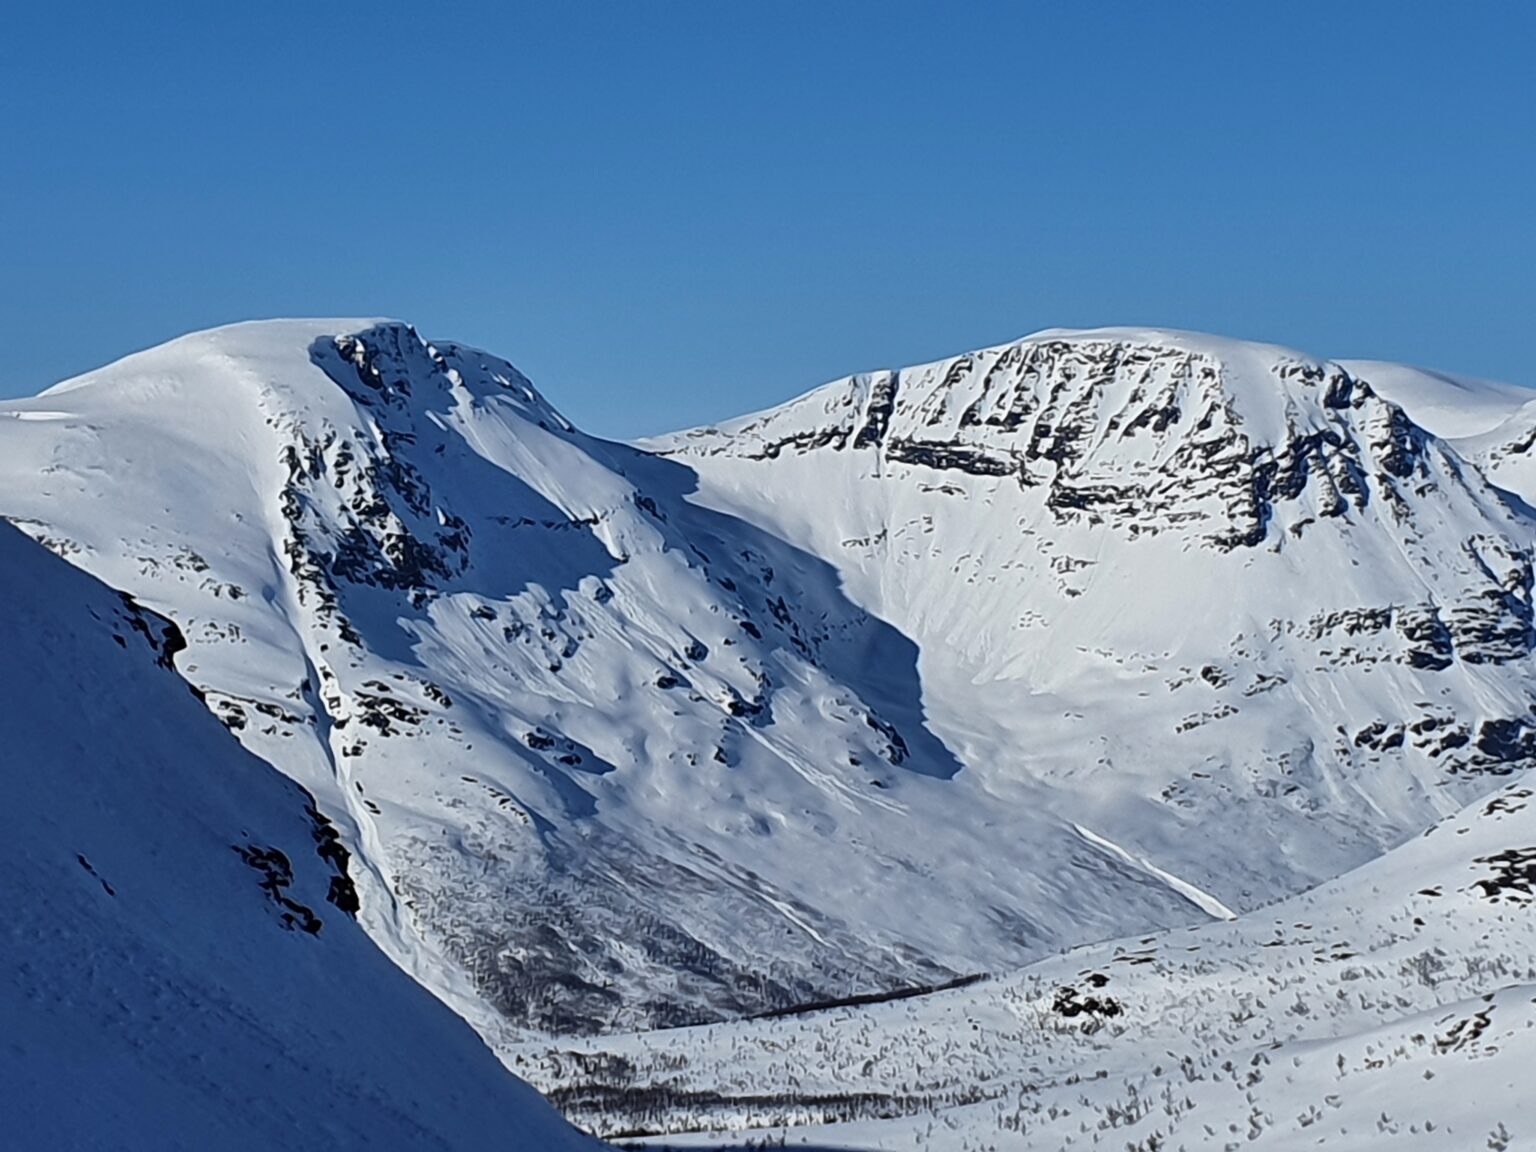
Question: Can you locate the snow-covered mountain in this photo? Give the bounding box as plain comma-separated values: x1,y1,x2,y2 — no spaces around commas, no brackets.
651,328,1536,894
1338,359,1536,520
3,319,1534,1054
0,518,596,1150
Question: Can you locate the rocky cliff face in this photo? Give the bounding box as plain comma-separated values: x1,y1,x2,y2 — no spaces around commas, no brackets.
670,331,1520,561
660,327,1534,713
4,321,1535,1044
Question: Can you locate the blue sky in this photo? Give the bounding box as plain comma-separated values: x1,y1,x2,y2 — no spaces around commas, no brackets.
3,3,1532,436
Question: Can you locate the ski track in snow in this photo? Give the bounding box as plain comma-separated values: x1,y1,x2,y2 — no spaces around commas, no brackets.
1071,821,1240,921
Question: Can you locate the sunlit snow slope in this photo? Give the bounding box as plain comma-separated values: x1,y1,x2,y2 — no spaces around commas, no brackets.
3,320,1534,1047
653,328,1536,904
525,770,1536,1149
0,520,597,1150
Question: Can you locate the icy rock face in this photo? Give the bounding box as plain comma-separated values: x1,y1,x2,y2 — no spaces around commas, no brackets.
4,320,1536,1044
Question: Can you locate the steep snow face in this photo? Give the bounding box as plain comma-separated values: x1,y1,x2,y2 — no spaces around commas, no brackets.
4,320,1536,1047
0,520,595,1151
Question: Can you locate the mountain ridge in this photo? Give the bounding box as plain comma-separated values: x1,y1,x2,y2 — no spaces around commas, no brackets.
4,318,1535,1050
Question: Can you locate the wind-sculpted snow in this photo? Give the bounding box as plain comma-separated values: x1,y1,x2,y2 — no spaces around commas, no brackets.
4,319,1536,1055
0,521,596,1150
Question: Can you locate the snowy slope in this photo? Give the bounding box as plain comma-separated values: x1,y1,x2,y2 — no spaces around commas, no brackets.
652,328,1536,910
0,519,597,1150
1343,357,1536,512
1341,359,1531,440
511,771,1536,1149
1444,402,1536,512
4,319,1536,1052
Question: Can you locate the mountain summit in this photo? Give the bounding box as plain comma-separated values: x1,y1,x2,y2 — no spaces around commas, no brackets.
3,319,1533,1046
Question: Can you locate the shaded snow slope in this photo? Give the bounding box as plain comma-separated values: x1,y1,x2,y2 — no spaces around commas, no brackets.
1343,358,1536,514
0,519,597,1149
5,320,1536,1050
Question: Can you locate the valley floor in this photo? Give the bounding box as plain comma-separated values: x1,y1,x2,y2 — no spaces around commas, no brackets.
510,775,1536,1151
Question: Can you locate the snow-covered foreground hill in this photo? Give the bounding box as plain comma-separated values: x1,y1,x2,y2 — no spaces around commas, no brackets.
0,519,598,1149
510,771,1536,1149
2,319,1535,1054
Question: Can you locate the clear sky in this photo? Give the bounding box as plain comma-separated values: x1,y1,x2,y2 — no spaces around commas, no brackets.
3,3,1532,437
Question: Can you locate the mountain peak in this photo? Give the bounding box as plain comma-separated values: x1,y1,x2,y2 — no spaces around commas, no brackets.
5,319,1536,1044
1023,323,1318,361
38,317,571,433
656,327,1464,558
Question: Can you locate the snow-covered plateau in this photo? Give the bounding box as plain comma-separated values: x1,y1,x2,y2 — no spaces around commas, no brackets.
4,319,1536,1148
